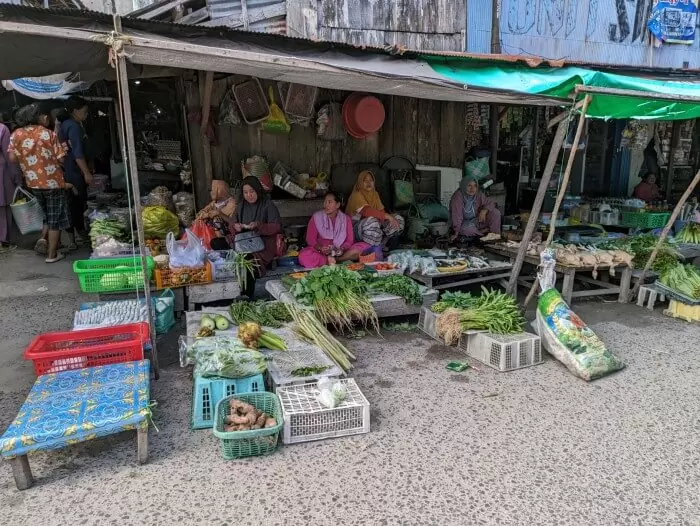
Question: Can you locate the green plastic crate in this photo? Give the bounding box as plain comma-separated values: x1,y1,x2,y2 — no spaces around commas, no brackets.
213,392,283,460
72,256,155,294
620,211,671,229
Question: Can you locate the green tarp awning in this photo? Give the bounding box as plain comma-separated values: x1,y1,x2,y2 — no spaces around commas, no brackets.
423,56,700,120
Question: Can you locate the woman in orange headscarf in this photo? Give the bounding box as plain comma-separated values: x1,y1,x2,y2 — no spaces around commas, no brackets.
199,179,236,250
346,170,404,248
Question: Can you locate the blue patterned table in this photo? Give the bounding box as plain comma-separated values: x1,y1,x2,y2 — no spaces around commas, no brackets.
0,360,151,490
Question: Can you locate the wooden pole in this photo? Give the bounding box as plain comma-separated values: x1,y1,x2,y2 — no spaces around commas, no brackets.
521,94,592,306
505,117,569,296
546,95,591,245
199,71,214,205
113,14,160,379
630,167,700,299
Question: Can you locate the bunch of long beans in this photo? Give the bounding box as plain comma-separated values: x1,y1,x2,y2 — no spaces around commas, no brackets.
286,304,355,372
436,287,525,345
313,294,379,333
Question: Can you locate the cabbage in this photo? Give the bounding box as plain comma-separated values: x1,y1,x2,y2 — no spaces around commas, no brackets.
142,206,179,239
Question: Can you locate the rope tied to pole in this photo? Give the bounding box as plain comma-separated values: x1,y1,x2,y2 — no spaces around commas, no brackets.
106,31,134,68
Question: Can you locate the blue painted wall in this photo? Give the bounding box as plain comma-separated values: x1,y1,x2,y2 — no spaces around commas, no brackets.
468,0,700,70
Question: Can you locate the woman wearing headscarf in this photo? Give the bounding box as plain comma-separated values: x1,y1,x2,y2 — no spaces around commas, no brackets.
299,192,370,268
449,176,501,239
346,170,404,248
200,180,236,250
0,116,21,252
229,176,281,297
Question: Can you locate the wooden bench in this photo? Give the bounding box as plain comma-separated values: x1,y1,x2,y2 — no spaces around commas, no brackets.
0,361,151,490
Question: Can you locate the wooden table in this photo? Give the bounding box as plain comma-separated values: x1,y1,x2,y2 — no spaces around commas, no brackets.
486,244,633,305
186,280,241,310
409,260,513,291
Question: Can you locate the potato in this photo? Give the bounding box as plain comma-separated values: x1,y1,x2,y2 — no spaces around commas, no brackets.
238,402,255,415
264,417,277,428
246,412,258,425
251,424,262,430
255,414,266,427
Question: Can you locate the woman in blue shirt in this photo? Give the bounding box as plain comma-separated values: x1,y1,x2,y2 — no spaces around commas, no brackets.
58,96,92,241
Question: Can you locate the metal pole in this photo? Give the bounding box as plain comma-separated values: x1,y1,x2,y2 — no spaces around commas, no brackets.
112,14,160,379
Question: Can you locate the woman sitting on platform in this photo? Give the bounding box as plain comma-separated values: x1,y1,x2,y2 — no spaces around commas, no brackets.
299,192,370,268
449,175,501,240
346,170,404,250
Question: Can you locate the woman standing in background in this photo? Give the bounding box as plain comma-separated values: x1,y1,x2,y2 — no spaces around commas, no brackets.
0,114,19,252
58,96,92,244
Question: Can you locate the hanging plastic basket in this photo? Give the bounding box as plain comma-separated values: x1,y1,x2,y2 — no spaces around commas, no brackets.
10,187,44,235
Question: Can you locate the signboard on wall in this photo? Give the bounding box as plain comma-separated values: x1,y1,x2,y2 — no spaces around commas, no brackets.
648,0,698,44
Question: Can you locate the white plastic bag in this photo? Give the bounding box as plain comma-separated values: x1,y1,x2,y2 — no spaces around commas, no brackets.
167,229,206,268
316,378,348,409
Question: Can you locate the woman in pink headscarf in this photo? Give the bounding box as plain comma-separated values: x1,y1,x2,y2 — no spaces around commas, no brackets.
0,119,20,252
299,192,370,268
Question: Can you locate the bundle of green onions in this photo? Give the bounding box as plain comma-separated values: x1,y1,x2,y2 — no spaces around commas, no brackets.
291,266,378,333
436,287,525,345
286,304,355,372
660,263,700,299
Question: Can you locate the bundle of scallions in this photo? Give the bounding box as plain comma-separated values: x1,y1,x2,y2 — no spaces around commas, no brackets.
436,287,525,345
286,303,356,372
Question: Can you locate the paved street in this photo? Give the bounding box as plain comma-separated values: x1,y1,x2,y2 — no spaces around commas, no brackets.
1,246,699,526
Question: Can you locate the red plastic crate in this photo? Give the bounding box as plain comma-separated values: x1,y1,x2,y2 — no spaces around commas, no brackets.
24,323,149,376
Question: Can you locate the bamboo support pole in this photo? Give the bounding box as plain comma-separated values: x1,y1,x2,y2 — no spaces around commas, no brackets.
522,95,592,307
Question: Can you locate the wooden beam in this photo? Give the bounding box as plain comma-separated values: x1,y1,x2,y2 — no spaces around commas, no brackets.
200,71,214,129
505,116,569,296
112,14,160,379
198,4,286,28
575,84,700,104
199,71,214,195
522,95,591,306
178,7,209,24
547,100,585,129
630,166,700,299
665,120,680,202
240,0,250,30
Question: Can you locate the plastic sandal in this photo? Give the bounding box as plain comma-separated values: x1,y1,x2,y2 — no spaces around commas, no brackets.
45,253,66,264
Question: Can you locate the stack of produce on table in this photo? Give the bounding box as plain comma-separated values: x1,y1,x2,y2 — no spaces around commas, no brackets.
89,215,131,250
553,244,632,277
675,222,700,244
433,288,525,345
290,266,378,333
229,300,292,328
659,263,700,300
237,322,288,350
286,303,355,372
74,299,149,328
600,235,680,272
142,205,180,239
222,398,277,432
536,288,625,381
196,313,231,337
180,336,268,378
365,274,423,305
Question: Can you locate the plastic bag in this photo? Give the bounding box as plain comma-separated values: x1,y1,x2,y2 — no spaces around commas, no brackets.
536,289,625,381
179,336,267,378
167,229,206,268
393,177,415,209
218,89,242,126
190,219,217,251
421,257,437,275
143,206,180,239
316,378,348,409
154,289,176,334
262,86,291,134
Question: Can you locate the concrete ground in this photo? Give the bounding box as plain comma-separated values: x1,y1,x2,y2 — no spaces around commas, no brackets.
1,245,699,526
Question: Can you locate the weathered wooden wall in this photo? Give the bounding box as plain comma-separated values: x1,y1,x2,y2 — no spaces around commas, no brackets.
287,0,466,51
185,74,471,206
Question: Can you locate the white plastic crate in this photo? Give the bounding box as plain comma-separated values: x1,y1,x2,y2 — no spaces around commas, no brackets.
276,378,370,445
418,306,440,341
459,331,543,372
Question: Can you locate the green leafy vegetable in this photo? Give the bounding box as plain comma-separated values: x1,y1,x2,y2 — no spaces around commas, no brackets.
660,263,700,299
431,291,477,313
229,300,292,328
367,274,423,305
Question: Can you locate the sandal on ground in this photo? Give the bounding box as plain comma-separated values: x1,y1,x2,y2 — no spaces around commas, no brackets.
45,253,66,264
34,239,48,255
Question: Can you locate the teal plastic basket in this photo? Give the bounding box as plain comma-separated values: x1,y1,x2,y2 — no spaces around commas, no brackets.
620,211,671,229
73,256,155,294
213,392,283,460
191,373,265,430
